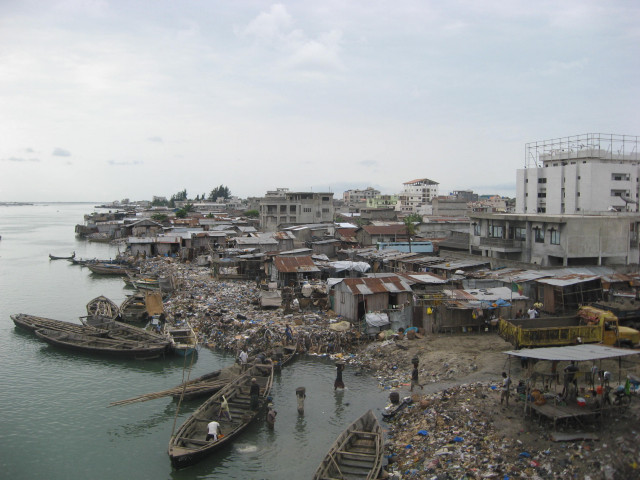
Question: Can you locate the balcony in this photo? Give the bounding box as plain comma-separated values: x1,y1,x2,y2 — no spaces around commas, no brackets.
479,237,524,252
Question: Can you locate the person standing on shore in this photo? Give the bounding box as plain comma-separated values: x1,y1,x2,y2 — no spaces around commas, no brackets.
500,372,511,407
239,349,248,372
410,364,424,391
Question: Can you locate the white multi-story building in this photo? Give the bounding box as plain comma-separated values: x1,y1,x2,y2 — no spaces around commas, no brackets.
399,178,439,213
516,133,640,214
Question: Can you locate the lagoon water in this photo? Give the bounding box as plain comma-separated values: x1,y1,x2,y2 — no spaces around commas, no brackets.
0,203,389,480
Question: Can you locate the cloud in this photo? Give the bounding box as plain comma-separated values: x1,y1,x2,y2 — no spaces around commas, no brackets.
52,148,71,157
357,159,379,168
108,160,143,166
148,136,163,143
3,157,40,162
239,4,293,42
239,4,343,75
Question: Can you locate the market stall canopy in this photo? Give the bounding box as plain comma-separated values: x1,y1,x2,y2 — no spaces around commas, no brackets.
503,344,640,362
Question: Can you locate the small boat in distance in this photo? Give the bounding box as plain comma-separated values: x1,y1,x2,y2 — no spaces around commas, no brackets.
49,252,75,260
11,313,102,336
313,410,384,480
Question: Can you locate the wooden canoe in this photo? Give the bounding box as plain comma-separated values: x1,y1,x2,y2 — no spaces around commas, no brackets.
168,364,274,468
81,317,170,348
165,321,198,356
313,410,383,480
87,262,137,276
34,328,167,360
86,295,120,320
11,313,104,336
49,252,75,260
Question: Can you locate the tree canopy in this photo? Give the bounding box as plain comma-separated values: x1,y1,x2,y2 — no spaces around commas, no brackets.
208,185,231,201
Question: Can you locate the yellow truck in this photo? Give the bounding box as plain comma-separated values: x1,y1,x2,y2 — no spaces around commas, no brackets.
498,305,640,349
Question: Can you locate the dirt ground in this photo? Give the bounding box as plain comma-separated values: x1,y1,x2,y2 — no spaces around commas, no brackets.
356,333,640,479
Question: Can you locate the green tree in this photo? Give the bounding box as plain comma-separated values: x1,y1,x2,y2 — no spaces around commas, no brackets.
175,208,187,218
403,214,420,252
244,209,259,218
151,213,168,222
208,185,231,201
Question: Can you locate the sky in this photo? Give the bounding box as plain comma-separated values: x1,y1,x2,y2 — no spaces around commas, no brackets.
1,1,638,202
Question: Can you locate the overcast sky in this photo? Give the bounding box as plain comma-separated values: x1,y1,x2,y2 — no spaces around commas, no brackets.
1,1,638,202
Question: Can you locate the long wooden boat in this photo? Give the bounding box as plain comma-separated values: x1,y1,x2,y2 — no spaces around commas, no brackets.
49,252,75,260
110,370,226,407
11,313,103,336
168,364,274,468
34,328,167,360
165,321,199,356
313,410,384,480
86,296,120,320
124,273,160,290
87,262,137,276
81,317,171,348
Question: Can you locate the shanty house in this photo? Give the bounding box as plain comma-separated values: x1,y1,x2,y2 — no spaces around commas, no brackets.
271,255,321,287
356,224,408,247
331,276,413,323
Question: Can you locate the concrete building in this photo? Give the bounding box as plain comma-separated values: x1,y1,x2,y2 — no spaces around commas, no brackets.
516,133,640,214
366,194,399,209
259,189,334,232
469,212,640,266
399,178,439,214
343,187,380,204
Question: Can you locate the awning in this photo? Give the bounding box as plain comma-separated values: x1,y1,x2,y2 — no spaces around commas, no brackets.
503,344,640,362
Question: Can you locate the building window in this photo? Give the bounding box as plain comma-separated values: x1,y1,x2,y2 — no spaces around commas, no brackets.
537,192,546,198
473,223,480,236
550,229,560,245
612,173,630,181
611,190,630,197
534,228,545,243
303,207,311,213
322,208,330,213
537,207,546,213
322,196,330,202
538,178,547,184
514,227,526,240
489,225,504,238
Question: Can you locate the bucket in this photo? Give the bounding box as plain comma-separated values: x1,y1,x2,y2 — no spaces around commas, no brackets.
389,392,400,404
596,385,603,395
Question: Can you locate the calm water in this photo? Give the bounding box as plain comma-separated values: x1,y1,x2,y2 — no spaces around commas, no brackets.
0,204,388,480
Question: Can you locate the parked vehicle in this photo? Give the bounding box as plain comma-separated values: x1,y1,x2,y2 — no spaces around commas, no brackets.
498,306,640,349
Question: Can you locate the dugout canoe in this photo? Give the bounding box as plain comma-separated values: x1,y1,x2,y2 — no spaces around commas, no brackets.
11,313,103,336
168,364,274,468
313,409,383,480
34,328,167,360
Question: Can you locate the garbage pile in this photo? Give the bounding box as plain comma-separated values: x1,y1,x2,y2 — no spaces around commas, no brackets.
135,258,366,357
357,340,480,390
383,382,639,480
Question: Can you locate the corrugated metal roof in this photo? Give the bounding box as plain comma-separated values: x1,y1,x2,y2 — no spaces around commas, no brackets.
536,274,600,287
340,276,412,295
504,344,640,361
363,225,407,235
274,256,320,273
404,273,448,284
